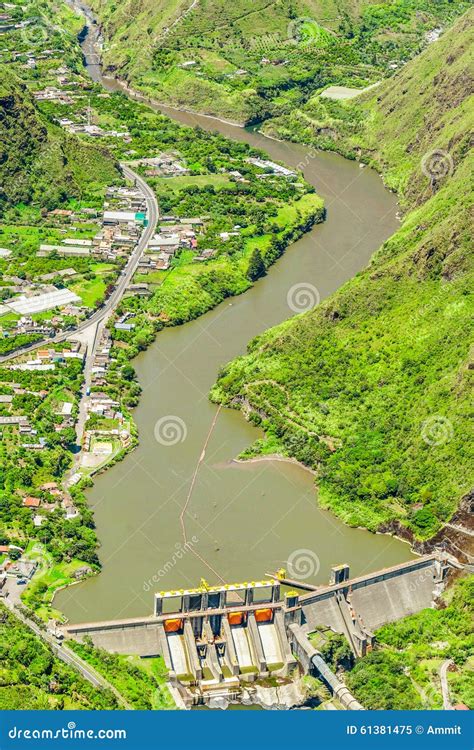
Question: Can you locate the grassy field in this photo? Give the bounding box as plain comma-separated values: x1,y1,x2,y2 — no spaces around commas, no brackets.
71,277,107,308
20,543,92,621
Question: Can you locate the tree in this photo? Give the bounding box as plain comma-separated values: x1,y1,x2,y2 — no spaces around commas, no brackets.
121,364,135,381
246,248,266,281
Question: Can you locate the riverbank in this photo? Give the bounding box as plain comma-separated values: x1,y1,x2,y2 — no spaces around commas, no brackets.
101,76,247,129
50,0,418,625
208,10,473,552
54,152,408,622
71,0,467,138
232,455,317,477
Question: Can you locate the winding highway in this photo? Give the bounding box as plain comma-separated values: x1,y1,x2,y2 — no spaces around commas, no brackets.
440,659,454,710
72,165,158,452
0,164,159,365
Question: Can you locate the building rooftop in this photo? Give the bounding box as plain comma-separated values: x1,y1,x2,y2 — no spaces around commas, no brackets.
23,496,41,508
5,289,81,315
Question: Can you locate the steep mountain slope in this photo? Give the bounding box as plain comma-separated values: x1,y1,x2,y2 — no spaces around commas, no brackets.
210,11,473,541
0,70,120,213
88,0,469,123
263,7,474,203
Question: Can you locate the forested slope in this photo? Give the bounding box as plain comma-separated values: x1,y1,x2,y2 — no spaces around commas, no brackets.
346,576,474,709
211,11,474,541
87,0,469,123
0,70,120,214
0,604,117,709
263,7,473,202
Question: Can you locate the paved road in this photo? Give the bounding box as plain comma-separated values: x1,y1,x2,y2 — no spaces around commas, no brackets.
71,165,158,458
440,658,453,710
445,523,474,538
2,595,132,708
0,164,159,366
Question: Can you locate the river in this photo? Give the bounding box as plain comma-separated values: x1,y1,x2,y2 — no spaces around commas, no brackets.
55,9,414,623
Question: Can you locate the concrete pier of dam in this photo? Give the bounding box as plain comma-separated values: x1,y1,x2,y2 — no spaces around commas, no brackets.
61,553,451,707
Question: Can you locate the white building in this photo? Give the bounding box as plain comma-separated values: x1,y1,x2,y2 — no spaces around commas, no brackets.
5,289,81,315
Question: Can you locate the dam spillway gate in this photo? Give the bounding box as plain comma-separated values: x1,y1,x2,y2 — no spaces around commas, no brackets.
60,554,451,707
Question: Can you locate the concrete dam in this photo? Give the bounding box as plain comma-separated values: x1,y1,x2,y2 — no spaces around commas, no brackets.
61,554,450,707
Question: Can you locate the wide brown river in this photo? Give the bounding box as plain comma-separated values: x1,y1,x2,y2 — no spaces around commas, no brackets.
56,9,414,623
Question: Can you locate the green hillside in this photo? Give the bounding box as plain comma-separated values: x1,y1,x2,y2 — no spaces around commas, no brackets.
88,0,469,123
0,604,117,709
262,7,474,201
210,11,474,541
0,70,120,214
346,576,474,709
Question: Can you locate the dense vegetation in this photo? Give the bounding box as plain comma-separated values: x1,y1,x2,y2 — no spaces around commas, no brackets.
263,8,474,200
211,11,473,539
0,71,119,214
69,639,174,709
346,576,474,709
52,89,324,355
0,604,118,709
89,0,469,124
